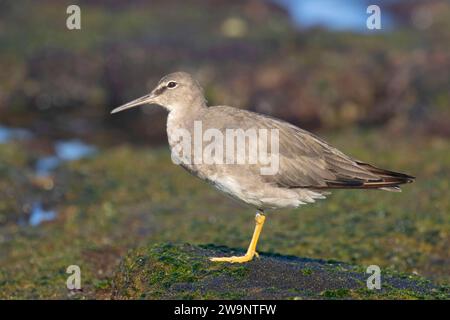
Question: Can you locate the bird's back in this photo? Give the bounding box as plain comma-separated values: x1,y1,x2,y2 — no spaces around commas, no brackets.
200,106,414,191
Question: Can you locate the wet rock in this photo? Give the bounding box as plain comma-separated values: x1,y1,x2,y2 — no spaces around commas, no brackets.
111,243,448,299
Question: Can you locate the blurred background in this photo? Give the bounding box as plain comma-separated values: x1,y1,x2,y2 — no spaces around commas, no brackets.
0,0,449,299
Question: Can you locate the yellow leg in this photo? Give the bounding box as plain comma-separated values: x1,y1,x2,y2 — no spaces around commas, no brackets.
210,212,266,263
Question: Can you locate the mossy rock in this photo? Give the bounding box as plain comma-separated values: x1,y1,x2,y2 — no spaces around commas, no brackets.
111,243,448,300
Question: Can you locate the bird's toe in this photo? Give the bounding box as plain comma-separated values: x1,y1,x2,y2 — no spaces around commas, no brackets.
209,255,254,263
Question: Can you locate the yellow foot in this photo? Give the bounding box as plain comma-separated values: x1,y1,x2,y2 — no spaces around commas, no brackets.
210,212,265,264
210,252,258,263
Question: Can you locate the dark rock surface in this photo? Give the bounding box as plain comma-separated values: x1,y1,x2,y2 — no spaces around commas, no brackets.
112,243,448,299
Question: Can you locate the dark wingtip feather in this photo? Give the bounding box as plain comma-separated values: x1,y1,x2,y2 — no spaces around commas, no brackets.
355,162,415,185
320,163,415,190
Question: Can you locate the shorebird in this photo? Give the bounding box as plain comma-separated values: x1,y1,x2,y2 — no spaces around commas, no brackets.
111,72,414,263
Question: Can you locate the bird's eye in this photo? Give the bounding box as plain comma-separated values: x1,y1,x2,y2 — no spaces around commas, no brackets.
167,81,177,88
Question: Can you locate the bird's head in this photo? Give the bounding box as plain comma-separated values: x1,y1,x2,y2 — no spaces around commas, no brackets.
111,72,206,114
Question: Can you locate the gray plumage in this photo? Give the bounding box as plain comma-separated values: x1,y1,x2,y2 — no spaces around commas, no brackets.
111,72,414,211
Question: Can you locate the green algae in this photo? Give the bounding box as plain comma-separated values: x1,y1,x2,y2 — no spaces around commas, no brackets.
112,243,250,299
111,242,448,300
321,289,351,299
0,131,449,299
301,268,314,276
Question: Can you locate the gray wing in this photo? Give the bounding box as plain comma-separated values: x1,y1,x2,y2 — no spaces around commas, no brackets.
205,106,414,190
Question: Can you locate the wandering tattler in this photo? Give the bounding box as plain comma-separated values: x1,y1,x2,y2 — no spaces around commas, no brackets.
111,72,414,263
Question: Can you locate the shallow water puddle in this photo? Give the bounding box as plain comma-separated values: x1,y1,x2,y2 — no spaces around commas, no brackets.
1,125,98,226
35,156,60,177
31,140,97,226
54,140,97,161
0,125,32,143
276,0,396,32
35,140,97,177
28,202,57,226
